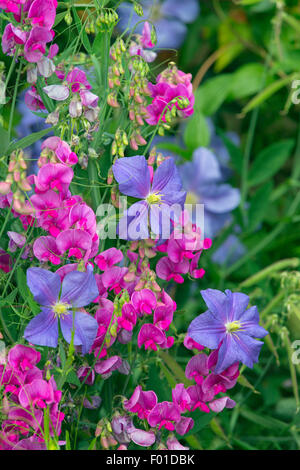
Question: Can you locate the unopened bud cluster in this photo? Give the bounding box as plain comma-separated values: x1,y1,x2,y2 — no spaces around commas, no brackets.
0,150,32,214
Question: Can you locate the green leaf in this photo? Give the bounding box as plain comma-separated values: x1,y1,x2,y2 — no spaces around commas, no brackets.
242,76,295,114
248,139,294,186
154,141,191,160
217,129,244,174
66,370,81,387
239,408,289,431
54,11,68,27
195,75,233,116
248,181,273,231
184,112,211,150
0,288,18,306
183,409,216,436
16,267,40,314
235,0,263,4
2,126,56,156
88,438,97,450
71,5,92,54
237,374,260,394
229,63,267,100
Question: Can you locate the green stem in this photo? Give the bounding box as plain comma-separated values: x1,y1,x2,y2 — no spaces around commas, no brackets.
239,258,300,288
225,192,300,277
8,59,22,142
88,158,101,211
260,290,285,322
292,113,300,181
240,105,260,222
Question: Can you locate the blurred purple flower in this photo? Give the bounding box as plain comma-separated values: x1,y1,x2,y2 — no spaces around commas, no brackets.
24,265,98,354
212,233,246,268
188,289,268,373
179,147,240,239
117,0,200,50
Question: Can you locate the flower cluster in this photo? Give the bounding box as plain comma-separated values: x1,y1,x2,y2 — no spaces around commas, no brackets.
146,64,194,133
26,138,99,266
0,344,64,450
43,67,100,124
155,211,212,283
1,0,58,71
109,343,239,449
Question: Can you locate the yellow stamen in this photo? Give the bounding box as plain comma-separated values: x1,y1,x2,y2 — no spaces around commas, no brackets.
185,191,199,205
53,302,70,318
225,320,242,334
146,191,162,205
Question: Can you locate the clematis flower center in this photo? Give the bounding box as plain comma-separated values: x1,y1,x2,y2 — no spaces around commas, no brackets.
185,191,199,205
53,302,71,318
146,191,162,205
225,320,242,334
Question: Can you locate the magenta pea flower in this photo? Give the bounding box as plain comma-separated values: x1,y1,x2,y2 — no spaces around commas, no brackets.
95,247,123,271
188,289,268,373
24,265,98,354
124,385,157,419
147,401,181,431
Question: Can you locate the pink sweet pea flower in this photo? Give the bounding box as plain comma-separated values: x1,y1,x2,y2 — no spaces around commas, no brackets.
156,256,189,283
24,86,45,111
175,416,194,435
183,334,204,351
153,305,173,331
33,235,61,264
131,288,157,316
56,228,93,260
137,323,165,351
147,401,181,431
123,385,157,420
94,355,123,379
118,303,137,332
35,163,73,194
2,23,27,56
8,345,41,372
101,266,128,294
24,26,53,63
185,353,209,386
69,203,96,236
27,0,57,29
95,247,123,271
172,383,191,413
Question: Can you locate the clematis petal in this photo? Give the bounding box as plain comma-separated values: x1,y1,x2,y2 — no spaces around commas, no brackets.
113,155,150,199
188,310,225,350
26,267,61,305
24,307,58,348
200,288,228,323
60,311,98,355
239,305,268,338
215,332,264,373
61,264,98,308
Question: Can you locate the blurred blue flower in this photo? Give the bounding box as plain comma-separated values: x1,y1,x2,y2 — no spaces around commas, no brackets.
212,233,246,267
117,0,200,50
17,92,50,174
179,147,240,239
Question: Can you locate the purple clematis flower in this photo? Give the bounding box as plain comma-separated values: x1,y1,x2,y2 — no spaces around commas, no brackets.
188,289,268,374
113,155,186,240
24,265,98,354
